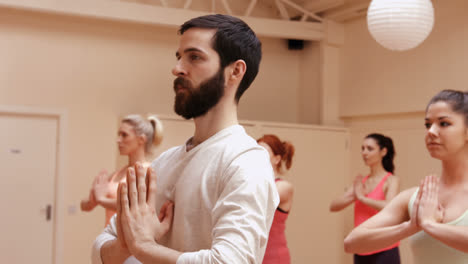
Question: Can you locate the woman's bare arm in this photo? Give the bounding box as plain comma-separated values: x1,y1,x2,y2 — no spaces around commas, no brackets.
344,187,420,254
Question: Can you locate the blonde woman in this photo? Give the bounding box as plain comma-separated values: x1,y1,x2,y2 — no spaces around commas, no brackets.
80,114,163,225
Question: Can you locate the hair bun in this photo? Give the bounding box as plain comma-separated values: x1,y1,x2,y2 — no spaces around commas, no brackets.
147,115,163,147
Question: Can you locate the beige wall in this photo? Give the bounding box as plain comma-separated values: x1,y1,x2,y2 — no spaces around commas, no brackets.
340,0,468,117
0,7,321,264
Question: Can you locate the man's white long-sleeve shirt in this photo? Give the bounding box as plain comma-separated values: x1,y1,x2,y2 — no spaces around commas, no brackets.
92,125,279,264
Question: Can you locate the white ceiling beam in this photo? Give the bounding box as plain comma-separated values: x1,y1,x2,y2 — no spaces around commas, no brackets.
244,0,257,16
0,0,324,40
322,0,370,21
183,0,192,9
275,0,290,20
220,0,233,15
303,0,344,13
248,16,323,40
280,0,323,22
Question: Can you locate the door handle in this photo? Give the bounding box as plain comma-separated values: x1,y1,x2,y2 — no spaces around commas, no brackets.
46,204,52,221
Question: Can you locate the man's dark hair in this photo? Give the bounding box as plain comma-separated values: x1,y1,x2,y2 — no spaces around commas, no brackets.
179,14,262,103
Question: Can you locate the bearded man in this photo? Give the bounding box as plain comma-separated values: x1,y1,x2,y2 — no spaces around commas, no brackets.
92,14,279,264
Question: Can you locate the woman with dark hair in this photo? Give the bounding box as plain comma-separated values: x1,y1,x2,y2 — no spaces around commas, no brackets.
80,114,163,226
257,134,295,264
344,90,468,264
330,133,401,264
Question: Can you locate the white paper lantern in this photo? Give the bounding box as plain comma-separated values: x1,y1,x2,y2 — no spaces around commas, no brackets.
367,0,434,51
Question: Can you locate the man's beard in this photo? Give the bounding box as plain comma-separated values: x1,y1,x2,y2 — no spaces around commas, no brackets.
173,69,225,119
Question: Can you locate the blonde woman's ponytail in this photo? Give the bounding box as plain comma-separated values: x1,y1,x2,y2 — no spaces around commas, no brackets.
148,115,163,147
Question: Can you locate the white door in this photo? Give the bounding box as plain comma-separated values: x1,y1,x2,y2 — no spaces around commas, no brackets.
0,114,57,263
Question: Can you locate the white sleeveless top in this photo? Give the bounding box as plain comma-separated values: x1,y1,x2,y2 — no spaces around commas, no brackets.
408,189,468,264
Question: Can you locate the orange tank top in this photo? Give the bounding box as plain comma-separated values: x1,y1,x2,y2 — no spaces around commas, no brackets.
354,172,399,255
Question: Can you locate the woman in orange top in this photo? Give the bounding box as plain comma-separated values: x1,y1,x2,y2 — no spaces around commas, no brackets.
257,134,294,264
329,133,401,264
80,114,163,226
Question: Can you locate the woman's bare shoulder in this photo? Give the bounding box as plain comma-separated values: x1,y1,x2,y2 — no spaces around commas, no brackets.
393,187,419,204
276,179,294,193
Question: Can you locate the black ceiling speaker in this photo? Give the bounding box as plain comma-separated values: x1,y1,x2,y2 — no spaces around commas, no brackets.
287,39,304,50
